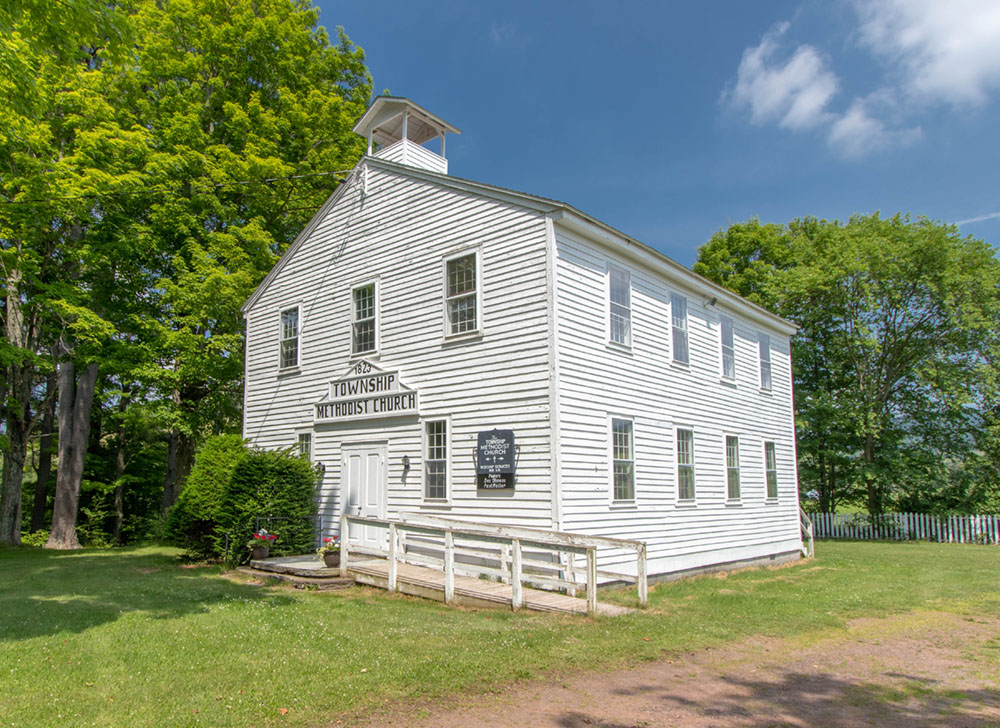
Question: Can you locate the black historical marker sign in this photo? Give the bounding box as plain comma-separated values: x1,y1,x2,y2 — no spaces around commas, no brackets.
477,429,515,489
477,429,514,474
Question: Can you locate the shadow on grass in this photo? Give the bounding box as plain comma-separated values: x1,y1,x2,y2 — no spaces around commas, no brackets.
0,546,294,642
554,671,1000,727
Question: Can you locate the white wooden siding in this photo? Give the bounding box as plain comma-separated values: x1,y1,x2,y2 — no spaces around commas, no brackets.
552,225,802,574
244,162,553,533
375,139,448,174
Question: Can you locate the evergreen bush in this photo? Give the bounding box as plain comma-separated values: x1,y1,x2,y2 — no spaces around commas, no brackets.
217,448,317,565
167,435,248,558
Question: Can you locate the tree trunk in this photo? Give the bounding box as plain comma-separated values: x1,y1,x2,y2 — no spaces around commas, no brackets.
113,385,131,545
46,358,100,550
30,371,57,532
863,432,883,516
162,428,194,512
0,426,26,545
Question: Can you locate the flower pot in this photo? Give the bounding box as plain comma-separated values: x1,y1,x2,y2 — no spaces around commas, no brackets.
323,552,340,568
251,546,270,561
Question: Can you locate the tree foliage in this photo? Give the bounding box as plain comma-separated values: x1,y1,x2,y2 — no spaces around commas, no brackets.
696,214,1000,515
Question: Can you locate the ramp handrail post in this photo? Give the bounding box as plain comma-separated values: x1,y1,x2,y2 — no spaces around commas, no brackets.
388,522,398,593
586,547,597,617
511,538,523,611
340,514,349,578
444,529,455,604
637,542,648,608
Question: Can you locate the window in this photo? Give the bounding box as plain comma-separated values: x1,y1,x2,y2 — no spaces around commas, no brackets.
279,307,299,369
351,282,377,354
611,418,635,501
298,433,312,461
445,252,478,335
677,428,695,501
721,315,735,380
671,294,689,363
764,441,778,499
609,266,631,346
726,435,740,500
759,332,772,390
425,420,448,500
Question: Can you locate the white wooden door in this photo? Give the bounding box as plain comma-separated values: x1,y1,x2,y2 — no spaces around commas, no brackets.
343,443,387,551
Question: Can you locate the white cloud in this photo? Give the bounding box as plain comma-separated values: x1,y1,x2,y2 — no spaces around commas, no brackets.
828,95,922,157
956,210,1000,225
855,0,1000,106
489,22,518,46
726,22,839,130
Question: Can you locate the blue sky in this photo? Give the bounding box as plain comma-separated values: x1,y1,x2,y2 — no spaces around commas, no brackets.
319,0,1000,266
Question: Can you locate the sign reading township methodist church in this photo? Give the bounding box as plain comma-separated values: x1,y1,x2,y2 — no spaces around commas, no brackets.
314,360,418,423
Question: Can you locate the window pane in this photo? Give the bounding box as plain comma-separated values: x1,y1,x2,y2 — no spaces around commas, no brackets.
671,294,688,363
280,338,298,368
721,316,735,379
425,421,448,499
352,320,375,353
612,418,634,500
726,435,740,500
447,255,476,297
759,333,772,389
280,308,299,368
298,433,311,460
677,429,695,500
609,267,631,346
765,441,778,498
447,294,477,333
281,309,298,340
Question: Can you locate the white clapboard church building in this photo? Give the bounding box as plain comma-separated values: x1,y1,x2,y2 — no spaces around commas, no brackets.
242,97,804,580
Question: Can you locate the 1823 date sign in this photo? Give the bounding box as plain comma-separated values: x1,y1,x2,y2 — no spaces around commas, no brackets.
476,429,515,489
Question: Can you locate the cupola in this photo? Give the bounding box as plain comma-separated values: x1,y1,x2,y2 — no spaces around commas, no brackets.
353,97,461,174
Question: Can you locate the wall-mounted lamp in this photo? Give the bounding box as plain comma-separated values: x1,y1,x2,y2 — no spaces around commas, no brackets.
705,295,718,307
402,455,411,471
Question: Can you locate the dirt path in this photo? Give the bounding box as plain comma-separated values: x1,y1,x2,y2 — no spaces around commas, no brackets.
356,611,1000,727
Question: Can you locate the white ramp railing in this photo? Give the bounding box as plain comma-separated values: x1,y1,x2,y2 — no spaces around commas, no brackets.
339,513,648,616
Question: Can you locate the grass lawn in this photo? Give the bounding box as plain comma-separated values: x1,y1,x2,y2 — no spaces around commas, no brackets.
1,541,998,727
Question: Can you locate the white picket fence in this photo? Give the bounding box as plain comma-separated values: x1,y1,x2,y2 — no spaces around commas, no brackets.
812,512,1000,544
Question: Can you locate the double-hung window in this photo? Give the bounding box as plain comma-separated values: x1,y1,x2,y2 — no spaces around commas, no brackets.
671,294,689,364
764,441,778,499
425,420,448,500
609,266,631,347
720,315,735,380
677,428,695,501
445,252,478,336
351,282,377,355
726,435,740,500
759,332,772,390
611,418,635,501
279,307,300,369
297,433,312,461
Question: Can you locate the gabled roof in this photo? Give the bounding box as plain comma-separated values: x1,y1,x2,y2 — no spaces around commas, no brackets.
242,156,796,336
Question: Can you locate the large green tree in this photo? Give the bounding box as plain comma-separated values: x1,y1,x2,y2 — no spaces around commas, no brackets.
696,214,1000,515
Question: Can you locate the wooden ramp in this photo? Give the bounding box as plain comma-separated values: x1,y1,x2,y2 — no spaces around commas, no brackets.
349,558,634,617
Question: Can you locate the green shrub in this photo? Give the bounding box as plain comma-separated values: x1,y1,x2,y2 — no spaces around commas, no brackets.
19,530,49,547
167,435,248,558
216,448,317,565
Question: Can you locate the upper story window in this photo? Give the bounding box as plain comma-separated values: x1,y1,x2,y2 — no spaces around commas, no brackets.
726,435,740,500
611,417,635,501
609,266,631,347
425,420,448,500
352,282,377,355
720,315,735,380
759,332,772,390
445,252,479,336
677,428,696,501
671,294,689,364
279,307,300,369
764,441,778,499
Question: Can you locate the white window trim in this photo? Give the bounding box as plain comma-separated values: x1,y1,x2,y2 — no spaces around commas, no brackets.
763,440,778,501
278,304,302,371
295,430,313,463
670,293,689,366
350,278,380,357
720,314,736,382
442,248,482,340
607,263,632,350
676,426,696,504
759,331,773,391
608,415,636,505
724,433,741,503
422,416,451,503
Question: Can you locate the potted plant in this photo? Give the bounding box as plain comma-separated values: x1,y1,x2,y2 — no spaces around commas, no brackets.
317,535,341,568
248,530,277,560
